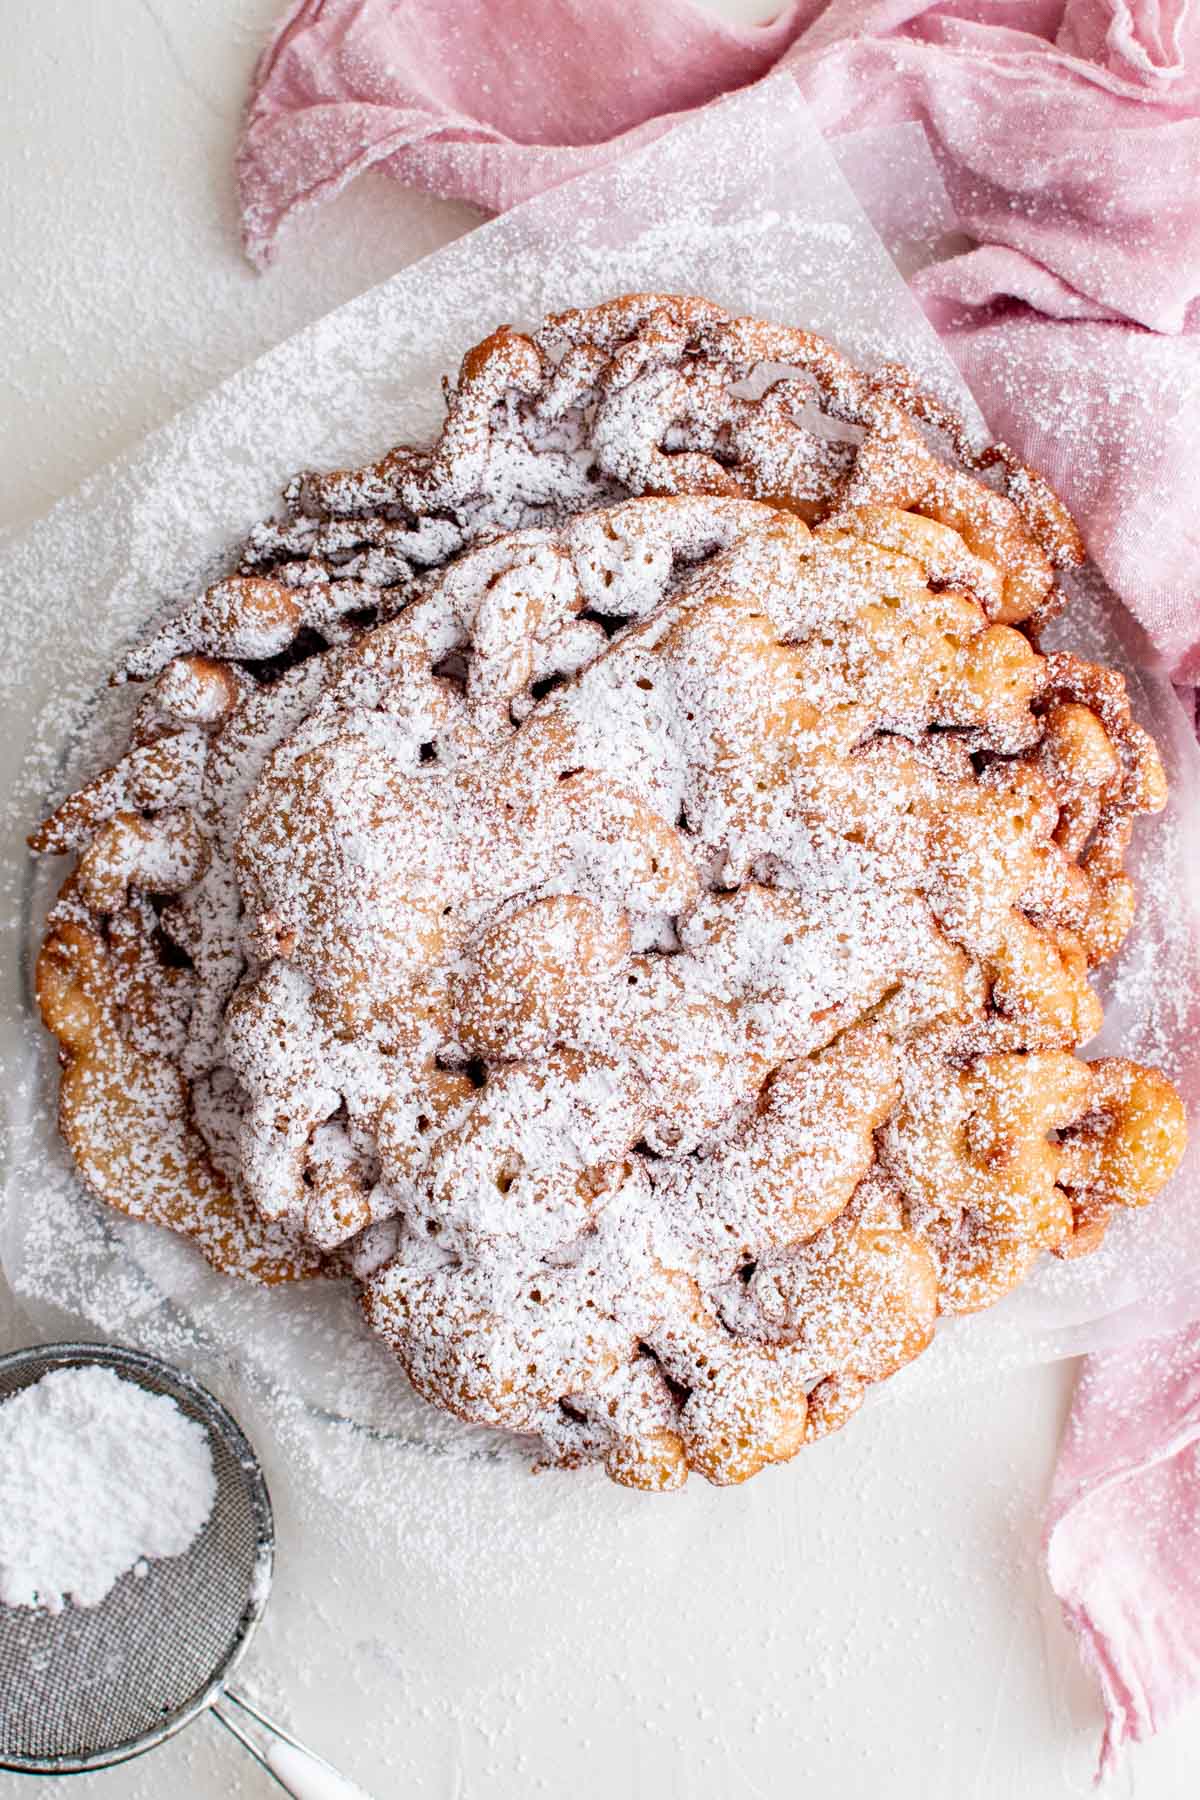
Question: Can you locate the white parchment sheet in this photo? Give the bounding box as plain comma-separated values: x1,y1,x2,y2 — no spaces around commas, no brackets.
2,77,1198,1502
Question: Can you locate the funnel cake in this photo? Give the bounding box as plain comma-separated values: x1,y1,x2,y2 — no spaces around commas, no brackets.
31,298,1186,1487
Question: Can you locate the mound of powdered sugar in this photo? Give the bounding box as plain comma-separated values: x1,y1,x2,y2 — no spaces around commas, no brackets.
0,1365,217,1613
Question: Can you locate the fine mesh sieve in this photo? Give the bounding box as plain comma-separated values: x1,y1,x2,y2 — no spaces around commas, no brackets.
0,1342,372,1797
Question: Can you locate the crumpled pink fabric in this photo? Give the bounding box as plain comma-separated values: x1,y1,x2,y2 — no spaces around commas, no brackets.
238,0,1200,1773
1048,1322,1200,1777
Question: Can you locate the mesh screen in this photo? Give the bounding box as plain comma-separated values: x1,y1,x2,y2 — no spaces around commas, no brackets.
0,1343,272,1773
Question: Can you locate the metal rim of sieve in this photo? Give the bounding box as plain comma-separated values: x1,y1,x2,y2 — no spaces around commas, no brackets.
0,1340,275,1776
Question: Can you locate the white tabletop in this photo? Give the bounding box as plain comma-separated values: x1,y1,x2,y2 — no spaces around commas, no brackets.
2,3,1198,1795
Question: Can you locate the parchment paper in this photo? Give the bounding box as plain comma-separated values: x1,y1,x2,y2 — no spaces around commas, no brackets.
2,78,1198,1495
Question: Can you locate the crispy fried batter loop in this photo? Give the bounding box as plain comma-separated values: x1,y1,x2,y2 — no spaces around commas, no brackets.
32,297,1185,1488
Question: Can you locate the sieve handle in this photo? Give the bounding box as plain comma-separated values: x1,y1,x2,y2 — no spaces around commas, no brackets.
213,1688,376,1800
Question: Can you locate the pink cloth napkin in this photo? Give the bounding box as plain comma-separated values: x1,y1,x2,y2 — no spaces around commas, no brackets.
237,0,1200,1771
1048,1324,1200,1776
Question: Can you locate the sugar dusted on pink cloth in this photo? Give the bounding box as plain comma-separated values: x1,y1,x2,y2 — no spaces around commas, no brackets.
236,0,1200,1773
1048,1323,1200,1777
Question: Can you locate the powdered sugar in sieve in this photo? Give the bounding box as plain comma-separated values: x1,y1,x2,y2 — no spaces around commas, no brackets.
0,1342,372,1798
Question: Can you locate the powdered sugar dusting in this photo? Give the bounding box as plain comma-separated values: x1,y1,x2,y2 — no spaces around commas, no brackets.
0,86,1197,1526
27,412,1185,1487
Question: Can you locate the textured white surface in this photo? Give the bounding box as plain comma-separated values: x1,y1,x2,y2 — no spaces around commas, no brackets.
2,2,1199,1796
